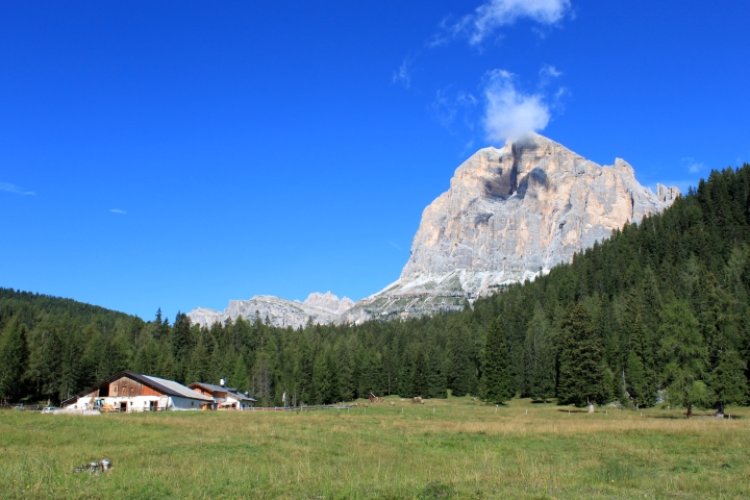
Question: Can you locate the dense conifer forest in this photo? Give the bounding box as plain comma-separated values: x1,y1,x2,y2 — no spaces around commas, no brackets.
2,165,749,414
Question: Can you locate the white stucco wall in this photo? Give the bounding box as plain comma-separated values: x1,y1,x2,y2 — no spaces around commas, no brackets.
65,393,211,412
169,395,210,410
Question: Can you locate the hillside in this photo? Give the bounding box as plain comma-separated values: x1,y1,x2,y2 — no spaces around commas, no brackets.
2,165,749,411
0,289,144,403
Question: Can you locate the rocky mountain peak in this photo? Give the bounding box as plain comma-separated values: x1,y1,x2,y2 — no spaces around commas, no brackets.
657,184,680,204
343,134,679,322
188,292,353,330
303,292,354,315
189,134,679,327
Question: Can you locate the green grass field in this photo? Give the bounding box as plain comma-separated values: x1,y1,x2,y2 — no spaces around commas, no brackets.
1,398,748,499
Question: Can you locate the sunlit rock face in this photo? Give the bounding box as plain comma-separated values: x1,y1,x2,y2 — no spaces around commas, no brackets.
187,292,354,330
189,134,678,327
344,134,678,321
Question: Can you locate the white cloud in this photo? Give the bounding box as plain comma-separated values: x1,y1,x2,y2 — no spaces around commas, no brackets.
445,0,572,46
681,157,705,174
431,87,479,131
0,182,35,196
109,208,127,215
539,64,562,83
392,57,413,89
482,69,550,143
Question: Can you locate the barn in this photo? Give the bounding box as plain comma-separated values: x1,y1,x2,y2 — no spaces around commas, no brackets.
63,370,214,412
189,381,257,410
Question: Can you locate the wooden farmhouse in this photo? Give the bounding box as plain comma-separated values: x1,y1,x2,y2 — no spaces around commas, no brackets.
189,381,257,410
63,370,214,412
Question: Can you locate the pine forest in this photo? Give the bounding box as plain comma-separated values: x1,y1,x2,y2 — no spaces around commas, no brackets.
2,165,749,416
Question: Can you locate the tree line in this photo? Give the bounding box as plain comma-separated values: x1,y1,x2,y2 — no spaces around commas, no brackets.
1,165,749,415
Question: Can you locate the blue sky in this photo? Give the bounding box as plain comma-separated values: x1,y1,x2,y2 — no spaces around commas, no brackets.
2,1,749,321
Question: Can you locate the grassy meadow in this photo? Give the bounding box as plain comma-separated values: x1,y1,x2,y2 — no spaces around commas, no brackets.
1,397,749,499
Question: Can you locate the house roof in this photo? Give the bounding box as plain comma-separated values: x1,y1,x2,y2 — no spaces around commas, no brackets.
191,382,229,394
228,390,257,403
139,374,214,402
63,371,213,405
190,382,257,402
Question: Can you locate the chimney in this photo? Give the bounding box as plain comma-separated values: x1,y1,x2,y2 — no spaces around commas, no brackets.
219,378,225,387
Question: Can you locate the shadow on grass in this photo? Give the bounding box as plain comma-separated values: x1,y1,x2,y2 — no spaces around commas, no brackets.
649,413,742,420
418,481,456,499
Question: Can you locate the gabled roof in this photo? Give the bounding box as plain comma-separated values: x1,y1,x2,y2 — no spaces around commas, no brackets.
190,381,257,402
139,374,213,402
228,390,257,403
63,371,213,405
190,382,229,394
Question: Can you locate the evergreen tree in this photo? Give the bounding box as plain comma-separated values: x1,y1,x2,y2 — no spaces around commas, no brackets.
710,349,748,413
0,318,28,402
156,348,178,381
397,347,416,397
524,305,556,401
230,353,251,393
171,312,194,380
81,326,108,385
625,351,655,408
411,349,429,398
25,324,62,401
107,329,133,376
447,322,479,397
621,303,658,407
252,351,274,405
481,318,513,404
133,336,161,375
186,332,212,384
297,339,315,405
557,303,606,407
426,346,447,398
312,349,340,404
58,328,86,401
336,343,355,402
659,299,711,417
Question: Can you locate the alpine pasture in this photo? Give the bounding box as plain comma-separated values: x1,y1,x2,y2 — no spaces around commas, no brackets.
2,397,748,498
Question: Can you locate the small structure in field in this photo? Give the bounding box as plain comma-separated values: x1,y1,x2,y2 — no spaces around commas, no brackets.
368,392,383,403
63,371,213,412
189,381,257,410
73,458,112,474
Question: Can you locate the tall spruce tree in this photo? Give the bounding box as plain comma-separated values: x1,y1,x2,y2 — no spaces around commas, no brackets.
659,299,710,417
426,346,447,398
710,348,748,413
481,318,513,404
411,349,429,398
0,318,28,402
557,303,606,407
524,305,556,401
447,324,475,397
623,304,658,408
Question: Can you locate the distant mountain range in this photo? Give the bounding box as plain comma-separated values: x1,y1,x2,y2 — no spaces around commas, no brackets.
188,292,354,329
188,134,678,328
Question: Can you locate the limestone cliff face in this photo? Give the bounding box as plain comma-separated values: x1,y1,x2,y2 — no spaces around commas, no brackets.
344,134,678,321
188,134,678,327
188,292,354,330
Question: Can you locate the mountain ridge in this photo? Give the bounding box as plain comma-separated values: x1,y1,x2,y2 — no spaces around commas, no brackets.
188,134,679,327
188,291,354,329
